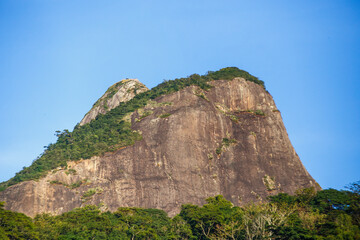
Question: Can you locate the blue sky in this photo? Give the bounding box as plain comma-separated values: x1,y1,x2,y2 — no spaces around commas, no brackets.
0,0,359,190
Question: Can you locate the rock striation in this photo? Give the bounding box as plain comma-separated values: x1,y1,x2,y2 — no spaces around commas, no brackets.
0,77,320,217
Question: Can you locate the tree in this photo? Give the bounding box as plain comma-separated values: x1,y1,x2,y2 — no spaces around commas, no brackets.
180,195,244,240
0,202,39,239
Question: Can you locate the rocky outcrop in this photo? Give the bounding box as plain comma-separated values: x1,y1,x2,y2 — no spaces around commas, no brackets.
0,78,320,217
79,79,148,126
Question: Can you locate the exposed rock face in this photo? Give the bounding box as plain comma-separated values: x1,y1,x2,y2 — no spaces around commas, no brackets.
79,79,148,126
0,78,319,217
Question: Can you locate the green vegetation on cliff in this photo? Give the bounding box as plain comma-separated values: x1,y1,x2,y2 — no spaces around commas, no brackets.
1,182,359,239
0,67,264,191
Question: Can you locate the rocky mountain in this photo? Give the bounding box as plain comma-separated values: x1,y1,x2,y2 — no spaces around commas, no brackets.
0,68,320,217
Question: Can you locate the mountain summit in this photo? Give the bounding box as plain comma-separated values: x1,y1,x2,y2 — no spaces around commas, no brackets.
80,79,148,126
0,68,320,217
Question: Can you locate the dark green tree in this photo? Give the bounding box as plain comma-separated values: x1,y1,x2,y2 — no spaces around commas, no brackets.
0,202,39,239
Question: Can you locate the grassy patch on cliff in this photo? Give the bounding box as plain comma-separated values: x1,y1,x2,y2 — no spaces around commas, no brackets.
0,67,263,191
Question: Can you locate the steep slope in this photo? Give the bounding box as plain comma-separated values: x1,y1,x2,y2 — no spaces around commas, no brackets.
0,74,319,217
80,79,148,126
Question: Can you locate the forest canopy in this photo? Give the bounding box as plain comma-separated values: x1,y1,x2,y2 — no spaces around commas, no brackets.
1,183,359,239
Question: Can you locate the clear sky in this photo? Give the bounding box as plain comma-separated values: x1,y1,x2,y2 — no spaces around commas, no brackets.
0,0,359,190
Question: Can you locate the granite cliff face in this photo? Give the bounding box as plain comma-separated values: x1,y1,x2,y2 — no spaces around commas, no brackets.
0,77,319,217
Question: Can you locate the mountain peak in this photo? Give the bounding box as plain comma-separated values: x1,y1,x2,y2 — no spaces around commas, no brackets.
80,79,148,126
0,68,319,217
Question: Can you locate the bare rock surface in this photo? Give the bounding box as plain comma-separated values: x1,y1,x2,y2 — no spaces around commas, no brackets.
79,79,148,126
0,78,320,217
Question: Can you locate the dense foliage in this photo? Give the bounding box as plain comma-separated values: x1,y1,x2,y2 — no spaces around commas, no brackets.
0,67,264,191
1,182,359,239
